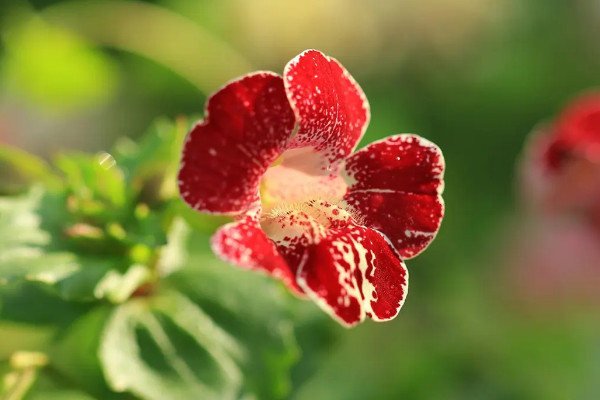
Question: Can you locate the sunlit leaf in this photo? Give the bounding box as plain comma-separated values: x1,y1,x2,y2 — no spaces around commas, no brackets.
54,153,127,212
94,264,152,304
113,118,186,182
1,18,117,112
0,117,309,400
99,296,241,400
0,187,49,251
155,217,190,277
113,117,190,202
0,145,61,189
167,233,300,400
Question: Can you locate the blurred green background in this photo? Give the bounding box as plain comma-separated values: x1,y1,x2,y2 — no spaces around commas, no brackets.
1,0,599,399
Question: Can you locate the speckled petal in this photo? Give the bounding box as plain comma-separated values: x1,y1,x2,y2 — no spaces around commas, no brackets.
282,50,370,174
260,200,353,289
261,165,347,212
343,134,445,259
178,72,295,214
296,224,408,327
211,212,302,294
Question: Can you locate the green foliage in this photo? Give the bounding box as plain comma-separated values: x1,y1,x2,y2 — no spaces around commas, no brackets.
0,147,61,191
0,118,322,400
169,240,301,400
1,18,117,113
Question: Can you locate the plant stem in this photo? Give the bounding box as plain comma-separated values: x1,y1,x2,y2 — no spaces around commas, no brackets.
2,368,36,400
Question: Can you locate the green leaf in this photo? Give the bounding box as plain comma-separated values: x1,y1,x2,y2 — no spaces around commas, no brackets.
0,188,50,252
113,117,189,199
94,265,152,304
1,18,117,112
0,117,311,400
0,251,79,286
2,362,103,400
123,208,167,250
172,198,230,235
27,389,98,400
49,307,116,399
167,233,300,400
54,153,127,212
54,259,119,301
0,281,89,326
0,145,61,190
0,188,79,287
0,187,148,303
99,296,242,400
0,185,174,304
0,323,54,362
155,217,189,277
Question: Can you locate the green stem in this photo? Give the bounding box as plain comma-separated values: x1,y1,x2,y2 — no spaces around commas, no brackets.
2,368,36,400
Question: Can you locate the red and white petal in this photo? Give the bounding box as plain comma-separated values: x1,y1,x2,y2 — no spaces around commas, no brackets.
261,165,347,212
260,200,354,287
178,72,295,215
282,49,370,174
296,224,408,327
211,213,302,294
342,134,445,259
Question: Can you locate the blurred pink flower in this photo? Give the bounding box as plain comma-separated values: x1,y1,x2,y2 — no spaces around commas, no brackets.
510,92,600,308
521,92,600,229
509,220,600,308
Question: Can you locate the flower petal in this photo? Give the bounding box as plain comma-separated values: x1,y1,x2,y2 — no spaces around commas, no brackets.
282,49,370,174
260,200,354,291
261,165,347,211
556,92,600,155
521,127,600,217
178,72,295,214
342,134,445,259
211,212,302,294
296,224,408,327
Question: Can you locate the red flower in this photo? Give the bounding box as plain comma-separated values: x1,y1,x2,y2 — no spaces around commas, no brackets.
521,92,600,225
178,50,445,327
512,91,600,310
